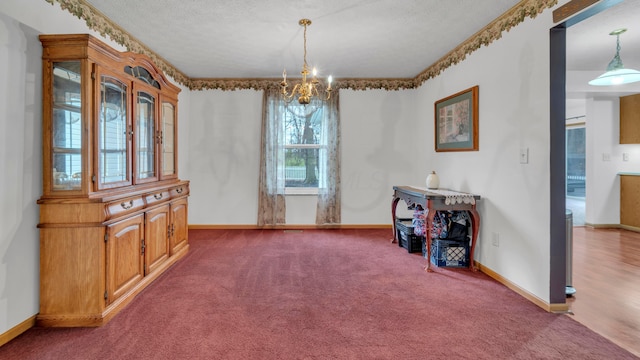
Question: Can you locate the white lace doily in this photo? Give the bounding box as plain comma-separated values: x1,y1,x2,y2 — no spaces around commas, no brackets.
411,187,476,205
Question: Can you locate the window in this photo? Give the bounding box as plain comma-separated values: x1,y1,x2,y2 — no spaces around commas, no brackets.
283,104,325,193
258,88,340,225
566,123,585,198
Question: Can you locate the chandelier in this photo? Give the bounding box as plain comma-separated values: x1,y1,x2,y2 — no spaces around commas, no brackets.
281,19,332,105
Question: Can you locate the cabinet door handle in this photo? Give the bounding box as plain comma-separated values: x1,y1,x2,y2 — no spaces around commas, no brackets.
176,187,183,194
154,193,163,200
121,200,133,210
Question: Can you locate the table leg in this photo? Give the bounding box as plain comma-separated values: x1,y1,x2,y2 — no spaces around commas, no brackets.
391,196,400,243
424,208,436,272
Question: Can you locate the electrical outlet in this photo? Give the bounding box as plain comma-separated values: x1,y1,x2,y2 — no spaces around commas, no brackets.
603,153,611,161
492,232,500,247
623,153,629,161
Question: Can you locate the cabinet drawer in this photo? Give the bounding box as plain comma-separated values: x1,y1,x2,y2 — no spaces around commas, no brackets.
170,184,189,198
105,196,144,220
144,190,171,207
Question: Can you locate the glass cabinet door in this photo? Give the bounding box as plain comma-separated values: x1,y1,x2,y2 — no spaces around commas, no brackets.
136,90,157,182
161,101,177,179
52,61,83,191
98,74,130,189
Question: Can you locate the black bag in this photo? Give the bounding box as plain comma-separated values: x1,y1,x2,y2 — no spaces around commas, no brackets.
446,211,469,241
447,221,468,241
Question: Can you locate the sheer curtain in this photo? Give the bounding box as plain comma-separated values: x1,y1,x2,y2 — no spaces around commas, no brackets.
316,93,341,225
258,88,341,226
257,88,286,226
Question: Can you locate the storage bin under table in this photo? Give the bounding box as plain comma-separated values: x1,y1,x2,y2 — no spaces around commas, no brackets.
395,218,423,253
426,239,470,268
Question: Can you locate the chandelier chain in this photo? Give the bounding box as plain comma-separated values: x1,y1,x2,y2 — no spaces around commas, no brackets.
303,22,308,69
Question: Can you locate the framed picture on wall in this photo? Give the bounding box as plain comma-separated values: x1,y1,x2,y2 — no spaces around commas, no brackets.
434,85,479,152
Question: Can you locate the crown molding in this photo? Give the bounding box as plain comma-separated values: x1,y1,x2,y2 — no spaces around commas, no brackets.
45,0,557,92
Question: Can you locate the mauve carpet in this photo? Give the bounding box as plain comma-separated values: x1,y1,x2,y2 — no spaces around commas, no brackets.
1,229,636,359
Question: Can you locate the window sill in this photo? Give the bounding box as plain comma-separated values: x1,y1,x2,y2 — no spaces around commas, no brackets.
285,188,318,196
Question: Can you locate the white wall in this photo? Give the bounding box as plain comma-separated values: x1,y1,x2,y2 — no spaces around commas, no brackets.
340,89,419,224
413,12,555,300
187,89,262,225
0,10,41,336
586,98,620,225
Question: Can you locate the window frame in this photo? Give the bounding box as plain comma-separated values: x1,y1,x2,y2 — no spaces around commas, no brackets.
282,104,325,195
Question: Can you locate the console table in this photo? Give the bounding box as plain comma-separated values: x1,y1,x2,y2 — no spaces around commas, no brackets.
391,186,481,272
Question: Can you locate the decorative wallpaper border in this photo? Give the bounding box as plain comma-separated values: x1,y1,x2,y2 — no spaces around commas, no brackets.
45,0,558,91
413,0,558,88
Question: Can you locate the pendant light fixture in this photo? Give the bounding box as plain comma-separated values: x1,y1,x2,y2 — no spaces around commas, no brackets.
281,19,332,105
589,28,640,86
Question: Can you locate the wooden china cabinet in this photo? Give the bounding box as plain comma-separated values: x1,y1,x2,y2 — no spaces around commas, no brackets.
37,34,189,327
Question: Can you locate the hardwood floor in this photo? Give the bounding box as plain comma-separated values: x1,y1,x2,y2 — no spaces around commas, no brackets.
567,226,640,357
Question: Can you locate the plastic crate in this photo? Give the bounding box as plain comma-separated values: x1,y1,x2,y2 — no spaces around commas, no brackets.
425,239,469,267
395,218,414,234
396,219,423,253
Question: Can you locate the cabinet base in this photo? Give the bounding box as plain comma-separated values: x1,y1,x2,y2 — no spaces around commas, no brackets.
36,244,189,327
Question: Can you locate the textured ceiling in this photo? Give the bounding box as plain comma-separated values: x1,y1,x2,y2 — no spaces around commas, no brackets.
79,0,640,84
83,0,522,79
